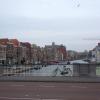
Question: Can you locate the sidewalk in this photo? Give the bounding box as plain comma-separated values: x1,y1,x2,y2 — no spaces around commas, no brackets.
0,76,100,83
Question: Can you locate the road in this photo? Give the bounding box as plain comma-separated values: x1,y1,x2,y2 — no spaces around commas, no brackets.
0,82,100,100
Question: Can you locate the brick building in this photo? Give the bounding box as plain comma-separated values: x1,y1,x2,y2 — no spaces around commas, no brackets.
44,42,67,62
31,44,42,64
0,38,14,65
9,39,20,64
20,42,31,64
0,44,6,65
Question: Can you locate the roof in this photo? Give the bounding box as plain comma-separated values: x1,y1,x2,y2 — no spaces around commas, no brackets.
20,42,31,48
9,39,20,47
0,38,9,45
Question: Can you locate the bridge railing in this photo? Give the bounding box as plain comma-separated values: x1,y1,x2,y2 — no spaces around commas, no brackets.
0,64,100,81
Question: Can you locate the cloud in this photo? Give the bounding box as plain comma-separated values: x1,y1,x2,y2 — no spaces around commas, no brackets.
0,0,100,51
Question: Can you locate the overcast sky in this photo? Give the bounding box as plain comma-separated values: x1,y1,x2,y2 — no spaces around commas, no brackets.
0,0,100,51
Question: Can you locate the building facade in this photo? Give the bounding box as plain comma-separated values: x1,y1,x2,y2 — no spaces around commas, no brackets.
20,42,31,64
0,38,69,65
89,43,100,63
44,42,67,62
0,44,6,65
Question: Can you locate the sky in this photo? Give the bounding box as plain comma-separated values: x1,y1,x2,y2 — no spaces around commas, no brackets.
0,0,100,51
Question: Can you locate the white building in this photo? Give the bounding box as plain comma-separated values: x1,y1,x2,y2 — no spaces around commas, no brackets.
91,43,100,63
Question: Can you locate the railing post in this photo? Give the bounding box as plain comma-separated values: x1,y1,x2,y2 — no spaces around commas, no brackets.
73,64,80,76
88,64,96,77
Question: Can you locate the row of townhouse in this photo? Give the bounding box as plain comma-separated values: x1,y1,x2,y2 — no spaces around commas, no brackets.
0,39,68,65
31,42,68,64
0,38,31,65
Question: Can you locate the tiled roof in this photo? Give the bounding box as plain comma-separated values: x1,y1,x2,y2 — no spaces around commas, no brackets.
0,38,9,45
20,42,31,48
9,39,19,47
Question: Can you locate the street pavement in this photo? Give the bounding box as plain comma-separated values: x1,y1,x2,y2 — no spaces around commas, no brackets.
1,76,100,82
0,82,100,100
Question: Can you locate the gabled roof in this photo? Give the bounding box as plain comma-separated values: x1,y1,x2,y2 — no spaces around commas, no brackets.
20,42,31,48
0,38,9,45
9,39,20,47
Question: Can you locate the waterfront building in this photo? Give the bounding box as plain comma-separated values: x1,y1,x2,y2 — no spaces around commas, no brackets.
0,38,14,65
31,44,42,64
44,42,67,62
6,43,14,65
9,39,20,64
88,43,100,63
67,50,78,60
20,42,31,64
0,38,69,64
0,44,6,65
